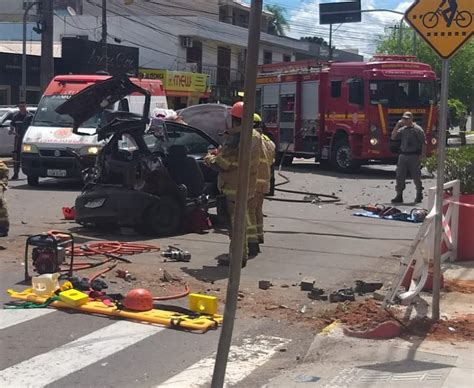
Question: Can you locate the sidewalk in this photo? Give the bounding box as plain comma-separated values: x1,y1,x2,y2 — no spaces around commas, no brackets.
264,261,474,387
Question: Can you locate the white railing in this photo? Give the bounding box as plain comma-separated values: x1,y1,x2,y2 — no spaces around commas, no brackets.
382,179,460,308
427,179,460,263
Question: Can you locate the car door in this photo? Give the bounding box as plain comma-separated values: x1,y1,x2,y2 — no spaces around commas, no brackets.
0,111,15,156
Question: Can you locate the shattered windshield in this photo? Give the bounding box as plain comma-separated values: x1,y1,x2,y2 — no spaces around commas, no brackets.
32,95,101,128
369,80,436,107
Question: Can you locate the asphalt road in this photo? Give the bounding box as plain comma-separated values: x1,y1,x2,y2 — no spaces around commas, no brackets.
0,161,436,387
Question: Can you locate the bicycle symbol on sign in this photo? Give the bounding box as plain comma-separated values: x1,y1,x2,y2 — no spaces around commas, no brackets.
422,0,472,29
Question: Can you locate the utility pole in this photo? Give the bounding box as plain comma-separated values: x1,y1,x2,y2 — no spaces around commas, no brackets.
432,60,450,321
40,0,54,93
211,0,263,387
22,1,39,102
328,23,333,60
397,20,404,54
412,30,417,56
102,0,108,72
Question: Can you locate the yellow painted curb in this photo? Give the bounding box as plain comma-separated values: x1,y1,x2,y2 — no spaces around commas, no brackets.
318,320,340,336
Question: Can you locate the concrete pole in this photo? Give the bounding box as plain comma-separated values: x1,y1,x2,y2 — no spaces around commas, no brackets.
329,23,333,60
40,0,54,93
412,29,417,56
432,59,450,321
22,2,38,102
397,19,404,54
210,0,263,387
102,0,108,72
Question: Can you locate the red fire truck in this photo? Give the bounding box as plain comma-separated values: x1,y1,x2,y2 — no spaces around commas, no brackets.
256,55,439,172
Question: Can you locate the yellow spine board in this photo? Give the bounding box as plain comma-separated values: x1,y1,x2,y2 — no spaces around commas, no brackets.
7,289,223,332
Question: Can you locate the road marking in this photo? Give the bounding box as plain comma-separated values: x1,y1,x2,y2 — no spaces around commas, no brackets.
0,320,163,387
157,335,291,387
0,309,56,330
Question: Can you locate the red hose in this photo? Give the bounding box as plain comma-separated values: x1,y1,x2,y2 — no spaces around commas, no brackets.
152,284,190,301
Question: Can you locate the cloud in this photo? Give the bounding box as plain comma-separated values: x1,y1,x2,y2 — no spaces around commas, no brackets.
287,0,411,58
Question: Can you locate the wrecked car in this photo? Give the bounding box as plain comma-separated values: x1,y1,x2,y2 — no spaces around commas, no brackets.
56,74,219,235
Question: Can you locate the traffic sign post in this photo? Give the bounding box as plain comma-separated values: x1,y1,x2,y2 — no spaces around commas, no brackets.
405,0,473,321
405,0,473,59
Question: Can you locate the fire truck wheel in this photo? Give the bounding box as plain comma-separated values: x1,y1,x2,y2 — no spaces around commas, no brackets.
331,138,361,173
145,196,182,236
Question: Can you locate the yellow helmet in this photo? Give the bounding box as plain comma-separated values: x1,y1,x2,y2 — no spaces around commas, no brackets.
253,113,262,123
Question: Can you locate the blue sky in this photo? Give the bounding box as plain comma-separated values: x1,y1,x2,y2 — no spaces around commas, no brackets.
262,0,413,57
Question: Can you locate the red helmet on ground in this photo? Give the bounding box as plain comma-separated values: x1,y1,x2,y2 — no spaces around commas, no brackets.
230,101,244,119
124,288,153,311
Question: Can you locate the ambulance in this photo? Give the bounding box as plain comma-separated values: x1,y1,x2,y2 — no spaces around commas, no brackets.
21,74,167,185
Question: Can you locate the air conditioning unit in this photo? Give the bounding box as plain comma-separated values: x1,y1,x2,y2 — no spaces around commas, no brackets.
180,36,194,48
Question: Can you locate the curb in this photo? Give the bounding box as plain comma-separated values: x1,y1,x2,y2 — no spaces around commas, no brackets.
342,320,401,340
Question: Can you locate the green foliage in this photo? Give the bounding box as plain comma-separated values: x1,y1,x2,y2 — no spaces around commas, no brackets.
448,99,467,126
424,146,474,194
264,4,289,36
376,25,474,110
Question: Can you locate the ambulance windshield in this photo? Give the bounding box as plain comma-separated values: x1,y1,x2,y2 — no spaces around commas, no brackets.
32,95,101,128
369,80,436,107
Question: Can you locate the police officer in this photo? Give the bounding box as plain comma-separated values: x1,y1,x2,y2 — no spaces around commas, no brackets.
253,113,275,246
9,102,33,180
0,160,9,237
204,102,262,266
391,111,426,204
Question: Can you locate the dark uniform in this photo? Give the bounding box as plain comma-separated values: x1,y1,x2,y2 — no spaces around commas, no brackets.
0,161,9,236
10,109,33,179
391,112,426,204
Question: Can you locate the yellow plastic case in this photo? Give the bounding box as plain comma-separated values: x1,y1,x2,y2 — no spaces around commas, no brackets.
189,293,218,315
59,289,89,307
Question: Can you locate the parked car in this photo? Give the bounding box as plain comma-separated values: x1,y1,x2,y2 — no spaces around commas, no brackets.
56,74,219,235
0,106,37,156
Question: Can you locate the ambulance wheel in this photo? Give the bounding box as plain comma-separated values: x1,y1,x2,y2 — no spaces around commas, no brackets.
145,196,182,236
331,138,361,173
27,175,39,186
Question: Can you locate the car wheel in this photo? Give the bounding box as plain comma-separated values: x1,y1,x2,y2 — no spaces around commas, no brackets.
145,196,182,236
27,175,39,186
331,138,361,173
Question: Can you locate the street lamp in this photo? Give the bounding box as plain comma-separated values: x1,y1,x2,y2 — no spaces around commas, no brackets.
22,1,41,102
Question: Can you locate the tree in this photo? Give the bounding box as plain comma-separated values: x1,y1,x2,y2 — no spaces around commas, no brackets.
301,36,330,47
377,24,474,111
264,4,289,36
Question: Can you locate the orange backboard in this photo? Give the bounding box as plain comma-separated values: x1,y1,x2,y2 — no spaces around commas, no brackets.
405,0,473,59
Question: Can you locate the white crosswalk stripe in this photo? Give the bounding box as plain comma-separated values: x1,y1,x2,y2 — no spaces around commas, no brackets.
0,309,56,330
157,335,291,387
0,309,290,388
0,320,164,387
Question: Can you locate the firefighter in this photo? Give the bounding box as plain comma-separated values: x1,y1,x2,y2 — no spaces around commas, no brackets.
9,102,33,180
253,113,276,245
390,111,426,204
0,160,9,237
204,102,262,266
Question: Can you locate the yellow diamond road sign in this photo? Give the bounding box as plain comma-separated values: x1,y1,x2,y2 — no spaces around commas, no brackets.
405,0,473,59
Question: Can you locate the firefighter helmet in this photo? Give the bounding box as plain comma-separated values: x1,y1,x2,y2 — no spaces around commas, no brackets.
253,113,262,123
230,101,244,119
123,288,153,311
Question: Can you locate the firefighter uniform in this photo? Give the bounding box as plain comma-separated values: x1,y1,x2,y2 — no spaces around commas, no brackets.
0,161,9,237
254,133,276,244
246,129,264,254
205,128,262,261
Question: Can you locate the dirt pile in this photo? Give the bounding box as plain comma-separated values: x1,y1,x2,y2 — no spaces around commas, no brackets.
444,279,474,294
405,314,474,341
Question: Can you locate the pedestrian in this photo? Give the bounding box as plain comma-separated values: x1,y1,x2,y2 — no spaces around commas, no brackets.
0,160,9,237
204,102,262,266
253,113,275,246
390,111,426,204
9,102,33,180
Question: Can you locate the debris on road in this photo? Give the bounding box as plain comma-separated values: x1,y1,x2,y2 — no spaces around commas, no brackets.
161,246,191,262
259,280,272,290
300,277,315,291
329,288,355,303
116,269,135,282
354,280,383,295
